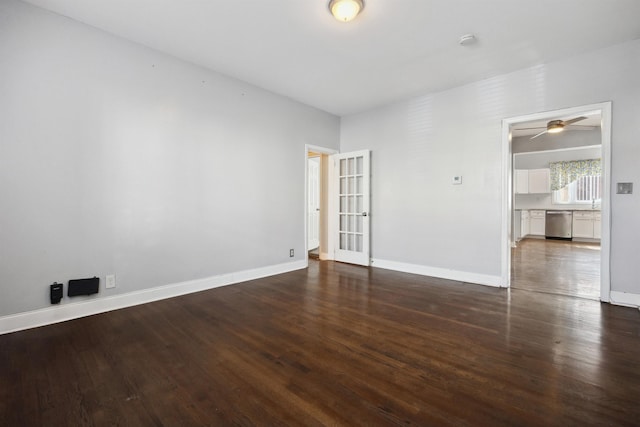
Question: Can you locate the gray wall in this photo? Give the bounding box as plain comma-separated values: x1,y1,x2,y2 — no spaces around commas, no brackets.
340,39,640,294
514,146,602,169
513,129,602,153
0,0,340,316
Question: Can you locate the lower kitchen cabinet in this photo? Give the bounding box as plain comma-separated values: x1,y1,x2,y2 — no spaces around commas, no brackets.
521,210,530,237
529,210,546,236
594,212,602,239
573,211,601,239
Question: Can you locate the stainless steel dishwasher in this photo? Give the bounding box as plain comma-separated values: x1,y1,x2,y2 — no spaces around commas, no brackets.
545,210,573,240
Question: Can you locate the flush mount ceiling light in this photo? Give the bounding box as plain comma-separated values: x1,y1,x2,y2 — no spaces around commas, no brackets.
329,0,364,22
458,34,477,46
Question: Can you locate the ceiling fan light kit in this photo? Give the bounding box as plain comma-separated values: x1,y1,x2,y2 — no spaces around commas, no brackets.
329,0,364,22
546,120,565,134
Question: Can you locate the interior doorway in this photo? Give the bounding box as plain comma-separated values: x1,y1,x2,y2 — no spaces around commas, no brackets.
307,155,321,257
305,145,338,263
501,102,612,301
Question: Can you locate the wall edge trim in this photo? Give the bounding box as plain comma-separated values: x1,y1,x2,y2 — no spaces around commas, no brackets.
610,291,640,308
371,258,503,288
0,260,307,335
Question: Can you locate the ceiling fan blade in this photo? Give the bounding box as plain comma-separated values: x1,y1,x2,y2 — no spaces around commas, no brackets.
530,129,547,140
562,116,588,126
565,125,598,131
515,126,546,131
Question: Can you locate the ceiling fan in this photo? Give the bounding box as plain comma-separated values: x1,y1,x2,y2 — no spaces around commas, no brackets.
525,116,589,140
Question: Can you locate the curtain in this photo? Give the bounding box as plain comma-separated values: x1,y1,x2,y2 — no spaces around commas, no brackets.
549,159,601,191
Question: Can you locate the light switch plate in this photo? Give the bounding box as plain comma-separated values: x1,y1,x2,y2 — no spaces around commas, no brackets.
617,182,633,194
105,274,116,289
452,176,462,185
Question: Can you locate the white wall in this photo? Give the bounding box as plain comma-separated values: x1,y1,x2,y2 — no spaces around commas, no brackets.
0,0,339,317
340,39,640,294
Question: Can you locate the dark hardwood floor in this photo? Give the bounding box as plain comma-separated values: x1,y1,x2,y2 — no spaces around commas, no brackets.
2,260,639,426
512,238,601,300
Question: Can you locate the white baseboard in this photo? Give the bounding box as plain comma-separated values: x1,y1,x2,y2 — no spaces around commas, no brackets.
610,291,640,308
319,252,331,260
371,258,503,288
572,237,601,243
0,260,307,335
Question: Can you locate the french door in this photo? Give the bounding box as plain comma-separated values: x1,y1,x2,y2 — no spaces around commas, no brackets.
332,150,370,266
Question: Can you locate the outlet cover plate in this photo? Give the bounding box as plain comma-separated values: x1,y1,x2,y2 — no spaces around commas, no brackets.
617,182,633,194
105,274,116,289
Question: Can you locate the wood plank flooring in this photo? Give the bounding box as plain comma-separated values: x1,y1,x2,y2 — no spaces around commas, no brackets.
511,238,601,299
2,260,639,426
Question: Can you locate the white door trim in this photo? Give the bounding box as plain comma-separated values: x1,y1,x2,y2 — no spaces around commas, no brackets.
304,145,338,266
501,102,612,302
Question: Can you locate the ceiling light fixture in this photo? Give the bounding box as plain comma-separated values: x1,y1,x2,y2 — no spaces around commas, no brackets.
546,120,565,134
458,34,477,46
329,0,364,22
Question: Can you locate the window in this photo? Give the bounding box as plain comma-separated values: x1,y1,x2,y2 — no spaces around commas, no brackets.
550,159,601,205
576,175,601,202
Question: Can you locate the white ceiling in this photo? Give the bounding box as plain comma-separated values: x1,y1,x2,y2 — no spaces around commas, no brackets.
21,0,640,116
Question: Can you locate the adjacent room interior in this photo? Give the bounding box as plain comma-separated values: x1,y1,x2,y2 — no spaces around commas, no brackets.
510,110,604,300
1,0,640,425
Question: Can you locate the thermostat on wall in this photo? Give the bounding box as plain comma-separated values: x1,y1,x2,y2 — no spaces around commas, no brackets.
452,176,462,185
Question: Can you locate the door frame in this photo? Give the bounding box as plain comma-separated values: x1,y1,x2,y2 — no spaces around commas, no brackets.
500,102,612,301
304,144,338,266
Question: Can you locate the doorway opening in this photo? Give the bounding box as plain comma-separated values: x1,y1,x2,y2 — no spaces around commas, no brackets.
501,102,611,301
305,145,338,264
307,154,321,259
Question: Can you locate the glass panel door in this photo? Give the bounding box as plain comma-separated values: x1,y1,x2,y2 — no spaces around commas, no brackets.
333,150,370,266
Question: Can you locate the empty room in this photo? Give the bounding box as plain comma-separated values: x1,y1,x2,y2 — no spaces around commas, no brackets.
2,0,640,425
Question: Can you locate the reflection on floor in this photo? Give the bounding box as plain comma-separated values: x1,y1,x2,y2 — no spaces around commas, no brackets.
511,238,600,300
3,259,639,425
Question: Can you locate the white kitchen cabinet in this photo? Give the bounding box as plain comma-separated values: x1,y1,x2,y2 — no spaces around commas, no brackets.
521,210,530,237
593,212,602,239
514,168,550,194
529,210,546,236
514,170,529,194
573,211,595,238
528,169,551,194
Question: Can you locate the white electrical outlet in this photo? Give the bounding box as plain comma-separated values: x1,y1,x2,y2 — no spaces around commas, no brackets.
106,274,116,289
452,175,462,185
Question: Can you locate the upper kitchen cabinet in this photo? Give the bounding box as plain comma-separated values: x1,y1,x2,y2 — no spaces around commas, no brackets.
515,170,529,194
515,168,550,194
528,168,550,193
